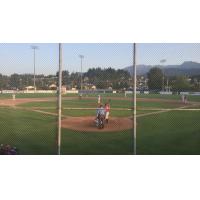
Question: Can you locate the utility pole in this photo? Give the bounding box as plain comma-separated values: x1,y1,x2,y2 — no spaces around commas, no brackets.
31,45,39,92
58,43,62,155
162,76,165,91
166,79,169,92
133,43,137,155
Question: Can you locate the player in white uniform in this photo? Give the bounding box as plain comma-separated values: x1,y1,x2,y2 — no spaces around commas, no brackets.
181,94,185,103
98,95,101,104
12,93,16,100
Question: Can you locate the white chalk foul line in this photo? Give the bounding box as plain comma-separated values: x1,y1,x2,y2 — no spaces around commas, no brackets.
136,105,196,118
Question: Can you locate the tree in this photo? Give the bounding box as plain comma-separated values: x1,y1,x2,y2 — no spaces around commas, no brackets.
84,67,131,89
62,70,70,85
0,75,9,89
171,76,191,92
147,67,163,90
56,70,70,86
0,74,3,89
69,72,81,89
0,67,132,90
10,73,21,89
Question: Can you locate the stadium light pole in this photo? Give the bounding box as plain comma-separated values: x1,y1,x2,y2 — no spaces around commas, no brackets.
133,43,137,155
31,45,39,92
160,59,166,92
58,43,63,155
79,55,84,91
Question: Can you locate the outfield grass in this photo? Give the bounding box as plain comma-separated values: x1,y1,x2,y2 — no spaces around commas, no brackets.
63,93,200,102
1,92,200,102
137,93,200,102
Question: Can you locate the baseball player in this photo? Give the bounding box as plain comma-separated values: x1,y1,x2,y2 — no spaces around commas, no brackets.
95,104,106,127
104,102,110,123
184,95,188,104
181,94,185,103
96,104,105,117
12,93,16,100
97,95,101,104
79,93,82,100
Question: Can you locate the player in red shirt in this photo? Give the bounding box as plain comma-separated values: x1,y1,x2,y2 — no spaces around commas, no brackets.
104,103,110,124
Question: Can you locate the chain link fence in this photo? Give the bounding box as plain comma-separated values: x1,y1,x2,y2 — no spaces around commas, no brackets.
0,43,200,154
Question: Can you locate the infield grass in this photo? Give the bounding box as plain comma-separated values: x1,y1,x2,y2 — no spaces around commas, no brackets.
0,107,133,154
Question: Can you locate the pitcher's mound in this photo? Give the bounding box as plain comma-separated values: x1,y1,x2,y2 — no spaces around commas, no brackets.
61,116,133,132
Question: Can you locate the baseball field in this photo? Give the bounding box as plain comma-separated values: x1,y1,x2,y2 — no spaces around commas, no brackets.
1,92,200,155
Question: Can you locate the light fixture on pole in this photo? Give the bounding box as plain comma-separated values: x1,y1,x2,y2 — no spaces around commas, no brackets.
79,55,84,91
31,45,39,92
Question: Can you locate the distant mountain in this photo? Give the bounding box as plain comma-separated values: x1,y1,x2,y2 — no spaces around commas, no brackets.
124,64,151,76
179,61,200,69
124,61,200,77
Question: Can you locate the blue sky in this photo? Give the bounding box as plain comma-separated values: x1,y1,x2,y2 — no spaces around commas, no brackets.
0,43,200,75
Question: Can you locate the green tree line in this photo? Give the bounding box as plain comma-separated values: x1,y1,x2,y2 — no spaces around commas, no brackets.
147,67,200,92
0,67,132,90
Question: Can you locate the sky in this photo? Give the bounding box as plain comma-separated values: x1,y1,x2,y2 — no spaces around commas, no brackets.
0,43,200,75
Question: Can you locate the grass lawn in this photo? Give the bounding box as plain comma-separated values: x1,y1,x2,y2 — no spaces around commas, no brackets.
37,108,134,117
0,107,133,155
17,97,185,118
1,105,200,155
137,111,200,155
19,98,132,109
137,93,200,102
1,92,200,102
1,93,200,155
61,129,133,155
136,101,183,109
0,107,57,155
19,97,181,109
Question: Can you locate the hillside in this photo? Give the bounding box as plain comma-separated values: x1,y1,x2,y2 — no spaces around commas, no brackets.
124,61,200,76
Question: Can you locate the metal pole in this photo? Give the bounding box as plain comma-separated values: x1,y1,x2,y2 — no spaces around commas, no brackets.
167,79,169,92
58,43,62,155
31,45,38,92
34,48,36,92
133,43,137,155
160,59,166,92
81,57,83,91
79,55,84,92
162,75,165,91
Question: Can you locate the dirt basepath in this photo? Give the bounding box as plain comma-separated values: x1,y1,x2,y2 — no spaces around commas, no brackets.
0,98,55,106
